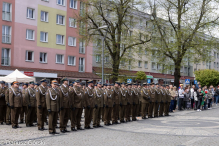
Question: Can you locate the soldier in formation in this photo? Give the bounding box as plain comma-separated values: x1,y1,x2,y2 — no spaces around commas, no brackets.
0,79,173,134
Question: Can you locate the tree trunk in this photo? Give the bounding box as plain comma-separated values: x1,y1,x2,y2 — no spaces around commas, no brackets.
174,63,181,88
112,61,120,83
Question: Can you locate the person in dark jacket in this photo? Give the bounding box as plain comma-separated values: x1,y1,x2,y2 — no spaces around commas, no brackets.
197,88,203,111
184,90,190,110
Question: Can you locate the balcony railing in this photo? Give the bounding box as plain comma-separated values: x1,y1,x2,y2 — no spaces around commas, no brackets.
2,13,11,21
1,57,10,66
2,34,11,43
79,65,85,72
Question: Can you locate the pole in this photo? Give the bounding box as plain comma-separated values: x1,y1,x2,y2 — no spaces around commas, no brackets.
102,37,104,85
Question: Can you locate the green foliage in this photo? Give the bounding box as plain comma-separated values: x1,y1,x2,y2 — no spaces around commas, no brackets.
194,69,219,87
135,71,146,81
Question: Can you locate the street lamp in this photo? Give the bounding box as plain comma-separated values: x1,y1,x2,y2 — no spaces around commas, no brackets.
98,25,109,85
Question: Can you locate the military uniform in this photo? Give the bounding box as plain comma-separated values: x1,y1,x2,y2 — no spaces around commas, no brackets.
148,87,155,118
112,87,121,124
132,88,139,121
93,87,104,127
9,86,22,128
159,88,166,116
20,88,28,123
59,84,71,132
84,86,94,128
137,87,142,116
46,87,60,134
36,85,47,130
164,88,171,116
126,87,133,121
119,87,127,123
141,87,150,119
5,87,11,124
154,88,161,117
71,85,84,130
104,88,114,125
0,86,7,123
25,87,36,126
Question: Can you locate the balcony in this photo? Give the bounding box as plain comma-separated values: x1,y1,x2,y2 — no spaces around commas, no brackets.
2,34,11,44
1,57,10,66
79,65,85,72
2,12,11,21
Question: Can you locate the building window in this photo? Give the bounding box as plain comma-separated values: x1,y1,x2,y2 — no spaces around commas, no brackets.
40,32,48,42
152,62,156,70
217,53,219,59
80,2,85,16
2,2,12,21
39,52,47,63
2,25,11,44
41,11,48,22
56,54,64,64
79,21,85,35
140,19,143,27
68,37,76,46
79,57,85,72
57,0,65,6
27,8,35,19
26,29,34,40
105,56,109,63
56,34,64,45
42,0,49,2
128,60,131,70
69,18,77,28
26,51,34,62
1,48,10,66
56,14,65,25
144,61,148,69
79,39,85,54
144,49,147,55
214,62,216,68
68,56,76,66
96,54,101,63
217,62,219,68
70,0,77,9
138,61,142,68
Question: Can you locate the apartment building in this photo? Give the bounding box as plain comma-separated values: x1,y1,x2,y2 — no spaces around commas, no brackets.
0,0,100,82
92,9,219,84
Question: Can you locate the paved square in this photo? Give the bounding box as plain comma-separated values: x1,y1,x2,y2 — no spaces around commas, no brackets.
1,106,219,146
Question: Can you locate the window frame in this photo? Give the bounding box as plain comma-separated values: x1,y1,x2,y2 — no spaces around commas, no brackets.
2,2,12,21
56,54,64,64
79,39,85,54
2,25,11,44
27,8,35,19
40,11,48,22
25,50,34,62
68,36,76,47
138,61,142,68
70,0,77,9
69,17,77,28
56,34,65,45
1,48,10,66
57,0,65,6
56,14,65,25
68,56,76,66
39,52,47,63
26,29,35,41
40,31,48,43
96,54,101,63
79,57,85,72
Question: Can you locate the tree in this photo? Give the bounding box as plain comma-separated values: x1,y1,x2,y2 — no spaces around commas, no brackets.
194,69,219,87
79,0,151,83
147,0,219,87
135,71,147,80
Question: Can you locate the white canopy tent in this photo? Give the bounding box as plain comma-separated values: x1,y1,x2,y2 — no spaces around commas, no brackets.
0,69,35,83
